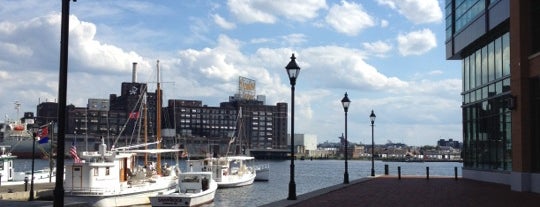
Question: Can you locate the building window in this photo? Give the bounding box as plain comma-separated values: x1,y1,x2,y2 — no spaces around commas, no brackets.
106,167,110,175
462,32,511,171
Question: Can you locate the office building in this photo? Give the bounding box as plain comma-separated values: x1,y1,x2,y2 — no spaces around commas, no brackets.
446,0,540,192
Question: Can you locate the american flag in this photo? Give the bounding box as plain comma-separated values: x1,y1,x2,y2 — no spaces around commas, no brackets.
70,141,81,163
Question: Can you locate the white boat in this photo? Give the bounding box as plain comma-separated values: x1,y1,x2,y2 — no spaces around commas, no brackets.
64,61,181,207
64,139,180,207
254,163,270,181
0,145,56,186
196,156,256,188
149,171,218,207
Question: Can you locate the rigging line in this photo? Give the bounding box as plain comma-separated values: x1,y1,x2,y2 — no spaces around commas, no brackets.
112,83,148,148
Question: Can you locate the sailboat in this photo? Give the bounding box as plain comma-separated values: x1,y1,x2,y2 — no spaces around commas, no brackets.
194,107,256,188
64,61,181,207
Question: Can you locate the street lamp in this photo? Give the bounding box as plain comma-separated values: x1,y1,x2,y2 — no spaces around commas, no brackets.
370,110,376,176
341,92,351,184
30,124,38,201
285,53,300,200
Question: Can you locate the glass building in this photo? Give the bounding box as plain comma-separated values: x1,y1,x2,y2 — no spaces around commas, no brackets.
446,0,540,193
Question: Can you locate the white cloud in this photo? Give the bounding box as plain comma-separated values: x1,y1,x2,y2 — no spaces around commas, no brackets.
397,29,437,56
380,19,389,28
376,0,442,24
281,33,307,46
362,41,392,57
228,0,327,24
213,14,236,30
325,1,376,36
68,15,146,74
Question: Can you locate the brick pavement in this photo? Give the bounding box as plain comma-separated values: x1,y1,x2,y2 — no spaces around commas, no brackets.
264,176,540,207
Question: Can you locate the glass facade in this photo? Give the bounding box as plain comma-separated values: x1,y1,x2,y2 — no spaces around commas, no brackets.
462,33,512,170
446,0,487,40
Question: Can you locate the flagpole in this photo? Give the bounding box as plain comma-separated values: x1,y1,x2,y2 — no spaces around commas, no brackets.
49,122,54,183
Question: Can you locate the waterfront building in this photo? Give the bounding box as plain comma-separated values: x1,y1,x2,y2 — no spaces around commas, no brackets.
446,0,540,192
165,96,288,157
31,75,289,159
437,138,462,148
36,101,58,126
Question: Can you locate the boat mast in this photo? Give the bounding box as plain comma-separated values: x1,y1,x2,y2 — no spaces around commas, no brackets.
144,92,148,165
156,60,162,175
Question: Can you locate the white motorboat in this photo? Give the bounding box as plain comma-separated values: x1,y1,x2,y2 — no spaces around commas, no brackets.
196,156,256,188
149,171,218,207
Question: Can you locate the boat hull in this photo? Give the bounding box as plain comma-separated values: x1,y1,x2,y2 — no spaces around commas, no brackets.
217,173,256,188
66,187,175,207
0,139,51,159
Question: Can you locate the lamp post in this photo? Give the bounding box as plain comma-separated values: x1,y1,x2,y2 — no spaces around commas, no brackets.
285,53,301,200
370,110,376,176
56,1,76,206
29,124,38,201
341,92,351,184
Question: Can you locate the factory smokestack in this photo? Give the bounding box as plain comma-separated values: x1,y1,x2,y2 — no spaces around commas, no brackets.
132,62,137,82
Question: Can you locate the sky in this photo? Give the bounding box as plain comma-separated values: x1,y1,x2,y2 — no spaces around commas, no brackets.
0,0,462,146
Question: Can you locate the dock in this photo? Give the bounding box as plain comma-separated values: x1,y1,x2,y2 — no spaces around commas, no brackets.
263,176,540,207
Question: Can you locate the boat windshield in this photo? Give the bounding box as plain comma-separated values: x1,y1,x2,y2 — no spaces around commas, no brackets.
182,175,200,183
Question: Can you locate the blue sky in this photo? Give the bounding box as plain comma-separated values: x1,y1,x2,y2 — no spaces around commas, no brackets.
0,0,461,146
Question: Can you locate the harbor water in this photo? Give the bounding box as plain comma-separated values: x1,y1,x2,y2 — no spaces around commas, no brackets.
14,159,462,207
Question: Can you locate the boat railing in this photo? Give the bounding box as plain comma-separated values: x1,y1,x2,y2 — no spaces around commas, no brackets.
68,186,118,195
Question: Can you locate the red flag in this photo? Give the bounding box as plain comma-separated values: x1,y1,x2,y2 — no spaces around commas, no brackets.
129,111,140,119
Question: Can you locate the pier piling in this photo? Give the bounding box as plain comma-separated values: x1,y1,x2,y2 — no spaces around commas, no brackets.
426,167,430,180
384,164,389,175
398,166,401,180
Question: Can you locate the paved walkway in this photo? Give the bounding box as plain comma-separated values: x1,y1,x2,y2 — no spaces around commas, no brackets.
263,176,540,207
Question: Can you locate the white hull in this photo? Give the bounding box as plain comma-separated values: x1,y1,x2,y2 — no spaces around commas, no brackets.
67,186,175,207
2,171,57,186
217,173,256,188
195,156,257,188
150,185,217,207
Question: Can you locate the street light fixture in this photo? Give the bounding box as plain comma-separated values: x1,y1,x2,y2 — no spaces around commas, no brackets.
370,110,376,176
285,53,300,200
341,92,351,184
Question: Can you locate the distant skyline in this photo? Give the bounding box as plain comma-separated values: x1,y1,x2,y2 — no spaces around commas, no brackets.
0,0,461,146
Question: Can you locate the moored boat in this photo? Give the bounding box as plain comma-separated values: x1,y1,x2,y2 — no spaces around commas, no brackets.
64,139,180,207
149,171,218,207
64,60,182,207
0,108,51,159
195,156,256,188
0,145,56,185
